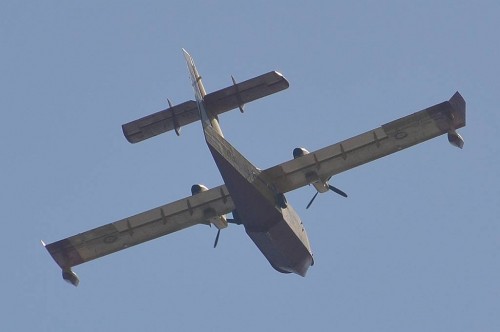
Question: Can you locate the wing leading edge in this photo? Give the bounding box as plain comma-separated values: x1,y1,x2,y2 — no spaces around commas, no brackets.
263,92,466,194
44,185,234,286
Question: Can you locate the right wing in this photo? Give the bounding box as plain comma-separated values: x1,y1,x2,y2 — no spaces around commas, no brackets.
44,184,234,285
122,71,289,143
262,92,466,194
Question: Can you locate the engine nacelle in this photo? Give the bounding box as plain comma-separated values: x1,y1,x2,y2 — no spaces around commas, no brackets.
191,184,209,195
190,184,228,230
293,147,310,159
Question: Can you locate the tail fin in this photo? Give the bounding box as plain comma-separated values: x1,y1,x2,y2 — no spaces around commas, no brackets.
182,48,206,102
182,49,223,135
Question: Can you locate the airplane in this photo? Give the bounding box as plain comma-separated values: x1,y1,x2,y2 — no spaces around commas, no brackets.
43,49,466,286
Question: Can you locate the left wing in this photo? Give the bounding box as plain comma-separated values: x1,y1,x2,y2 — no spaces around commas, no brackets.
44,184,234,286
262,92,466,194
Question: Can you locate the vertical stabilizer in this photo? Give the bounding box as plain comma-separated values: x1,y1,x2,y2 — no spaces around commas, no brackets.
182,49,223,136
182,48,206,102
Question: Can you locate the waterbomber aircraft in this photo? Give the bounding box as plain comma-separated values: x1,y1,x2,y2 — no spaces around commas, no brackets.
43,50,466,286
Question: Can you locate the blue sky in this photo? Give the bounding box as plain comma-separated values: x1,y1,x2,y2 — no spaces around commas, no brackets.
2,1,499,331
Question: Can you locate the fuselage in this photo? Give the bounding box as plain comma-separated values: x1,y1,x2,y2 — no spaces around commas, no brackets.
182,49,314,276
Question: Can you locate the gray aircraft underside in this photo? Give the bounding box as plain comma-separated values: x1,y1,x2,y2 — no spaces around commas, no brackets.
43,50,466,286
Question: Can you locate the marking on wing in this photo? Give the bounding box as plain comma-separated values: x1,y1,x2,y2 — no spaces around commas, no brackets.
373,131,381,148
104,235,117,244
394,131,408,139
313,153,321,170
220,187,227,204
160,208,168,225
203,207,217,219
340,143,347,160
126,219,134,236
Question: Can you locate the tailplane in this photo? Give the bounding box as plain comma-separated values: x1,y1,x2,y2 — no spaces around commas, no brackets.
121,50,289,143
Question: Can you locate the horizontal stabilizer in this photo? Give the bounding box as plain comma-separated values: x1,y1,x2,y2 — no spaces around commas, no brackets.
204,71,289,114
122,100,198,144
122,71,289,144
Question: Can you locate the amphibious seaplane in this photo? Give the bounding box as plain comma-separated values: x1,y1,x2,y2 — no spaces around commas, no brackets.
43,49,466,286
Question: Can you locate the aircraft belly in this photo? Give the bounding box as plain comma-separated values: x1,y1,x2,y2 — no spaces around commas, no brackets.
212,145,313,276
246,218,314,277
207,141,280,230
205,127,313,276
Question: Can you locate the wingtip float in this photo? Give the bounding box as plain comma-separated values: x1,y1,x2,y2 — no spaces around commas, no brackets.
62,269,80,287
42,239,80,287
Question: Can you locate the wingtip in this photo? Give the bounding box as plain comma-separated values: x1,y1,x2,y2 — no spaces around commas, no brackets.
449,91,466,128
41,240,46,247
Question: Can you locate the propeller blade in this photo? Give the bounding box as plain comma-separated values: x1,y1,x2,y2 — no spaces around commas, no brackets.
213,229,221,248
306,192,319,209
328,185,348,198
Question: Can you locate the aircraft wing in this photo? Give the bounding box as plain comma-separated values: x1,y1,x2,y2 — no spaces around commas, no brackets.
122,71,289,143
262,92,466,194
44,184,234,284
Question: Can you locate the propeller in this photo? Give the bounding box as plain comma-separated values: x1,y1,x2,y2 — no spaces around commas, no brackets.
212,215,242,248
306,192,319,209
214,229,221,248
328,184,348,198
306,184,348,209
